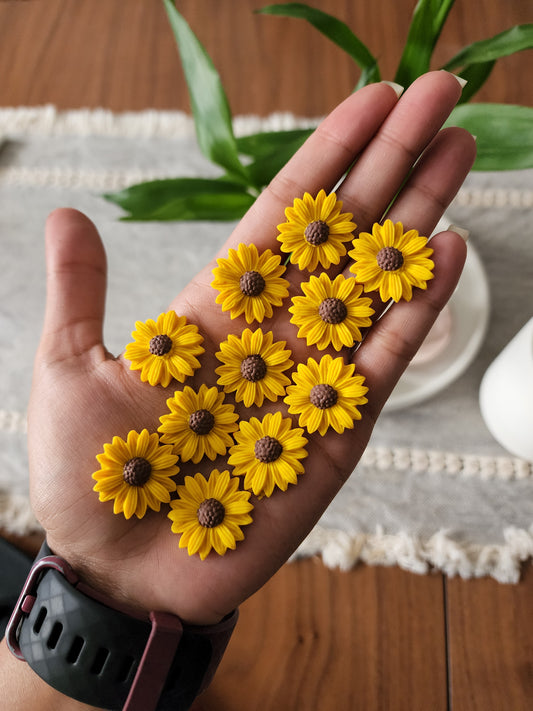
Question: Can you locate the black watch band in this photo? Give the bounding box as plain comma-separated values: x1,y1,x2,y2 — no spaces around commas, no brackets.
6,542,237,711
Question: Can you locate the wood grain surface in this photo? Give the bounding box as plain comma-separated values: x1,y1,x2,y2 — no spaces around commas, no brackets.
1,1,532,709
447,565,533,711
198,561,449,711
0,0,531,114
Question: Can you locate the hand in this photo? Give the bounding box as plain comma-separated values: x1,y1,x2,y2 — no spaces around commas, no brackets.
27,71,475,626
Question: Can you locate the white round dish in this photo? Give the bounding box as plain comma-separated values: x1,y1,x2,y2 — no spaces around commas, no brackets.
383,239,490,412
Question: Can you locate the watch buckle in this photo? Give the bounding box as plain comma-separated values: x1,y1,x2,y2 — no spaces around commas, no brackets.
5,554,78,659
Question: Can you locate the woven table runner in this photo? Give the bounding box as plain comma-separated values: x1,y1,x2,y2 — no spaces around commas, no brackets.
0,107,532,582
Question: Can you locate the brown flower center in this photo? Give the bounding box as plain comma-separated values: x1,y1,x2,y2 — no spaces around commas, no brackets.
149,334,173,356
197,498,225,528
240,354,267,382
240,270,266,297
318,297,348,324
123,457,152,486
304,220,330,246
189,409,215,435
254,436,283,463
376,246,404,271
310,383,338,409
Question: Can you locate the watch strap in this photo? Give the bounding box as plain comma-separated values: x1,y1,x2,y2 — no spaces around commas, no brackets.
6,542,237,711
0,537,33,638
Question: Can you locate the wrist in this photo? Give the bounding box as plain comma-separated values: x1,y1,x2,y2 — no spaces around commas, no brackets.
0,639,103,711
45,538,152,620
45,537,225,627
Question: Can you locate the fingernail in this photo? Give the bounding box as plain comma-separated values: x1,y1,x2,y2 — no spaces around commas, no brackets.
381,81,404,98
448,224,469,242
442,70,468,89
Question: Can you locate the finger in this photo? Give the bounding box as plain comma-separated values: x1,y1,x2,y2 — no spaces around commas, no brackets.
223,81,402,254
339,126,476,319
354,230,467,423
39,208,107,364
338,71,465,230
385,126,476,232
184,82,401,316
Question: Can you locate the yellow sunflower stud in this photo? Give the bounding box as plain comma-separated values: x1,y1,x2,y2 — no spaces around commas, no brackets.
211,242,290,323
168,469,254,560
284,354,368,436
349,219,434,303
289,272,375,351
228,411,308,498
158,385,239,463
215,328,293,407
124,311,204,387
277,189,357,271
92,429,179,519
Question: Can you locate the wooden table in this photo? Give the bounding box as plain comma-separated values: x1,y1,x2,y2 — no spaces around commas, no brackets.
1,2,532,709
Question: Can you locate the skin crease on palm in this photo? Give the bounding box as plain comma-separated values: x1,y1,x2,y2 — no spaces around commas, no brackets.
25,71,475,627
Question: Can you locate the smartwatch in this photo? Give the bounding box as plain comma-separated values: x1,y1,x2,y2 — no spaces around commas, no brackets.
6,542,237,711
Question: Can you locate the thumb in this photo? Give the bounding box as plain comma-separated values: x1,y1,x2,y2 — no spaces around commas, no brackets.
39,208,107,365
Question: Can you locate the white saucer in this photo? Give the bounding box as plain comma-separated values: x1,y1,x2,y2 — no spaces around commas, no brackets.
384,239,490,412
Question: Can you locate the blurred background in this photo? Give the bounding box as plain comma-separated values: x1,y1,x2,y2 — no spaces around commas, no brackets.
0,0,531,114
0,2,532,710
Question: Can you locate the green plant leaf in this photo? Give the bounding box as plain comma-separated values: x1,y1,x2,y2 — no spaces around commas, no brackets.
121,193,255,221
454,61,495,104
442,24,533,71
394,0,456,87
446,104,533,170
236,128,314,158
162,0,248,182
246,131,314,187
104,177,255,221
258,3,380,85
236,128,314,186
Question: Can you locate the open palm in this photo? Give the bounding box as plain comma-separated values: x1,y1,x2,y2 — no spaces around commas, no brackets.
27,72,475,626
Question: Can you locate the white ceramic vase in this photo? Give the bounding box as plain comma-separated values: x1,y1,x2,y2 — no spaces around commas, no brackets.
479,317,533,461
